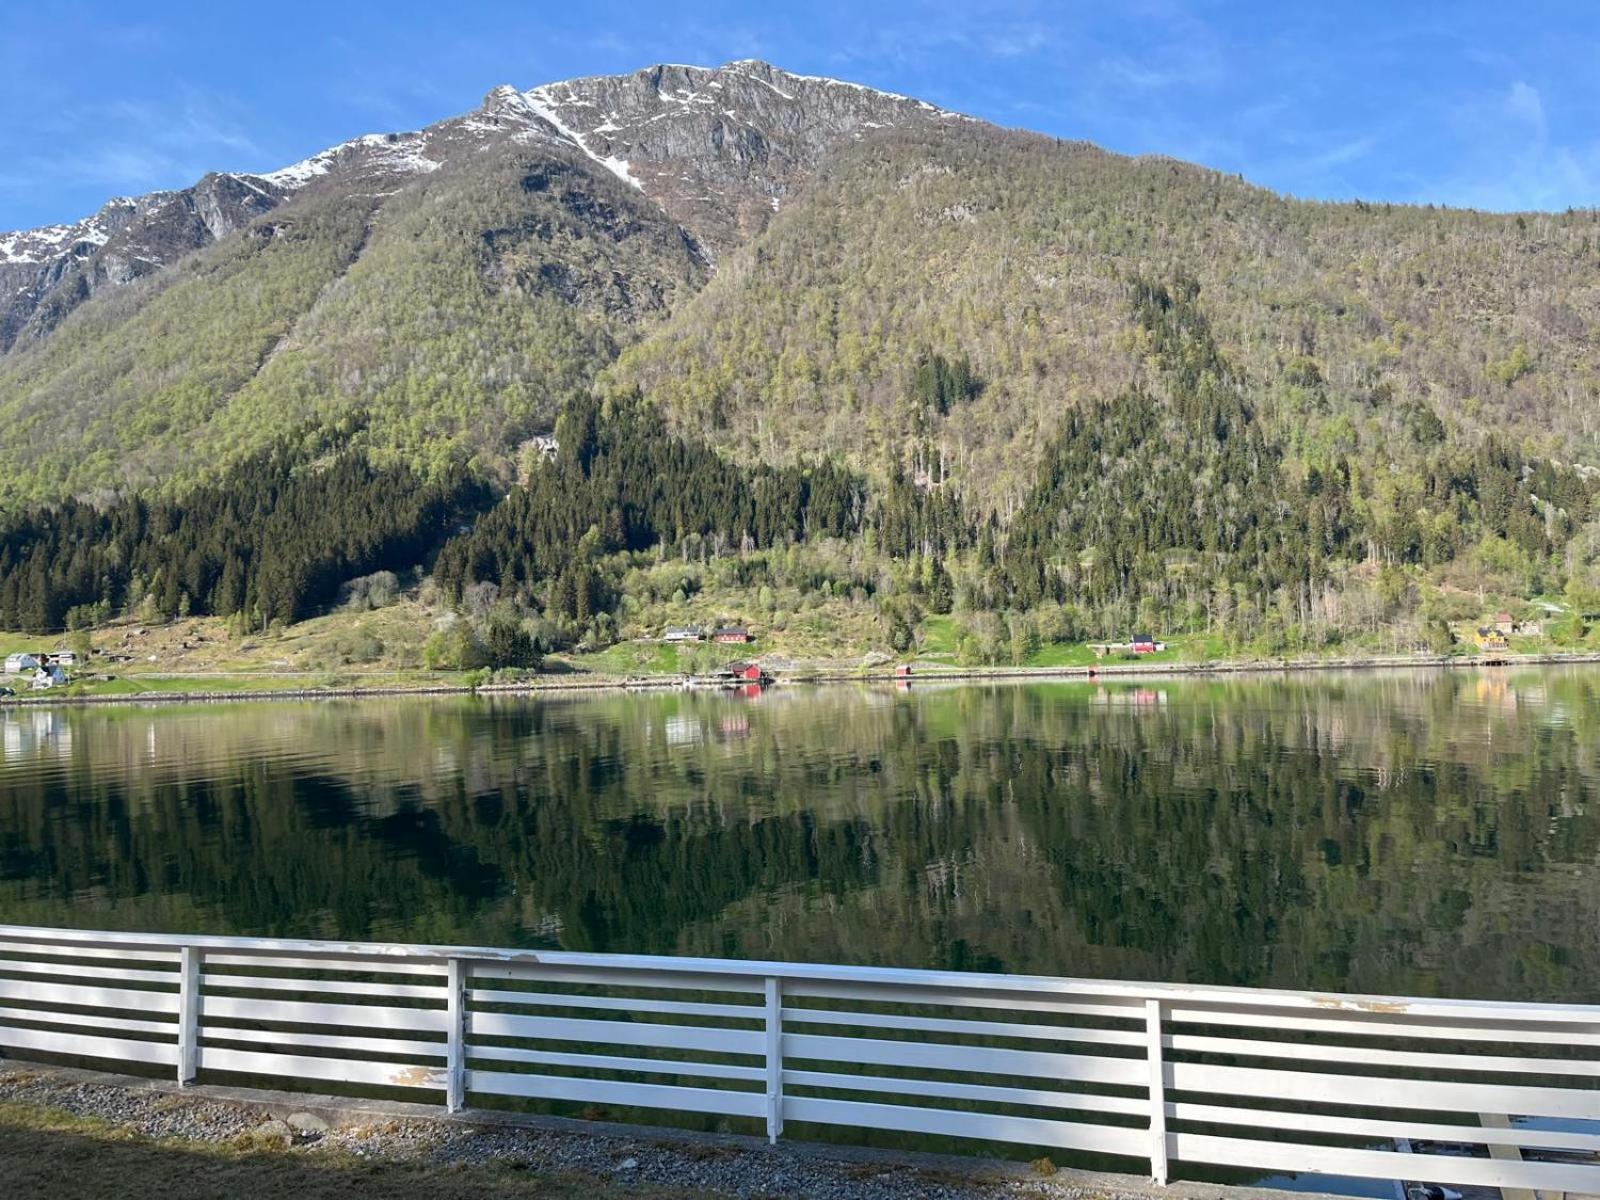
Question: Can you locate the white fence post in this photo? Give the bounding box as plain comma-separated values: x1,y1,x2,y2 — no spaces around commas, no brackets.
1145,998,1168,1186
446,958,466,1113
764,976,783,1143
177,945,200,1086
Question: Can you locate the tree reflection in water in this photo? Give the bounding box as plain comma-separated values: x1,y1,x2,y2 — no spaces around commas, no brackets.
0,668,1595,1002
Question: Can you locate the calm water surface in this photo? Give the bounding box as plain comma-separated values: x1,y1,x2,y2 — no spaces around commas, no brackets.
2,668,1597,1002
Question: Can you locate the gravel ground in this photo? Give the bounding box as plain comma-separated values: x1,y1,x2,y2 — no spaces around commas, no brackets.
0,1064,1132,1200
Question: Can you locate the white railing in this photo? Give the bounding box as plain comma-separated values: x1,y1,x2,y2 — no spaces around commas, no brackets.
0,924,1597,1193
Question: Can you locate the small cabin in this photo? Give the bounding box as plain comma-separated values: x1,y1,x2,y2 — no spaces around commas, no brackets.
713,626,751,645
1131,633,1158,655
1493,612,1515,636
663,626,704,644
894,663,913,678
30,664,67,690
723,661,764,683
4,653,39,674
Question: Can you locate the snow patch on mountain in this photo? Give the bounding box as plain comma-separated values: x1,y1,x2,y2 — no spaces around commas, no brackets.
260,132,441,188
0,206,122,264
523,86,642,190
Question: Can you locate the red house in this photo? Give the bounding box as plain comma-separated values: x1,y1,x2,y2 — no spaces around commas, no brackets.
713,626,751,645
1131,633,1158,654
894,664,913,678
723,662,764,682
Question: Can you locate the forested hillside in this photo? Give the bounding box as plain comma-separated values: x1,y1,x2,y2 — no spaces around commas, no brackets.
608,125,1600,516
0,142,703,505
0,60,1596,664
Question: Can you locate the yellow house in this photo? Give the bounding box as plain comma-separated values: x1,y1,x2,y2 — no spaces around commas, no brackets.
1474,626,1509,652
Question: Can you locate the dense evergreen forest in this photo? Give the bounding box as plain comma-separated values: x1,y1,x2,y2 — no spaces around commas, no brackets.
0,424,485,632
433,394,866,614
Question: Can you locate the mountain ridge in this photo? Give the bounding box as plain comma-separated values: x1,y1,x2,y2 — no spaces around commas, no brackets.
0,59,969,350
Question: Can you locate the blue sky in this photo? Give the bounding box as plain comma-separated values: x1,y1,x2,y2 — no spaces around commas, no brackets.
3,1,1597,230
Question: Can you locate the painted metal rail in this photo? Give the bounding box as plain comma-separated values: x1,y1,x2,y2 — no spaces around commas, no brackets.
0,925,1596,1192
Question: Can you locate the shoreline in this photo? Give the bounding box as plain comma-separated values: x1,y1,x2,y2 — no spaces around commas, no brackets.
2,648,1598,708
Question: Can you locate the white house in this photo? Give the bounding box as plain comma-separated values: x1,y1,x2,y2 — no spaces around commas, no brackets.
664,626,705,644
4,653,38,674
30,664,67,690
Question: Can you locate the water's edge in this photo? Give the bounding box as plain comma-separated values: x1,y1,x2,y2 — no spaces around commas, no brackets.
5,649,1599,708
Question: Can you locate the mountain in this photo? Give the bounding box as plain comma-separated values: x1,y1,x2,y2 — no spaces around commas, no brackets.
1,58,1594,518
0,61,969,505
0,58,1599,658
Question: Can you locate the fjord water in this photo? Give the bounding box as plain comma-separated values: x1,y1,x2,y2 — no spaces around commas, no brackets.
1,668,1596,1003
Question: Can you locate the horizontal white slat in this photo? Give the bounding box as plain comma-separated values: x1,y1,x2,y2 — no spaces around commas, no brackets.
202,1027,446,1059
1168,1032,1600,1076
1166,1101,1600,1155
468,962,764,994
0,1024,174,1066
783,1007,1145,1047
785,1032,1145,1087
0,1004,174,1036
784,1068,1148,1117
0,940,175,964
203,954,445,976
784,981,1142,1021
470,989,758,1021
199,1046,446,1090
468,1068,765,1118
202,973,443,1000
199,994,450,1033
1164,1004,1600,1046
1167,1061,1600,1120
469,1012,762,1057
8,925,1600,1025
0,959,175,985
1172,1131,1600,1193
1175,995,1600,1026
784,1096,1148,1158
0,977,179,1014
472,1043,765,1082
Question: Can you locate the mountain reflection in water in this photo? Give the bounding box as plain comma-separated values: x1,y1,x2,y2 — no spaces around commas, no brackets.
0,668,1595,1002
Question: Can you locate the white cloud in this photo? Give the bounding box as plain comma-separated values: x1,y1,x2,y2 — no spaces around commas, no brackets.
1504,80,1546,135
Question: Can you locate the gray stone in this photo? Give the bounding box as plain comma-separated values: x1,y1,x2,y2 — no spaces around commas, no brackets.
286,1111,331,1135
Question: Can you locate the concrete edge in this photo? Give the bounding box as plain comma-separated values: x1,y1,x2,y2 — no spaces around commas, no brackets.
0,1059,1357,1200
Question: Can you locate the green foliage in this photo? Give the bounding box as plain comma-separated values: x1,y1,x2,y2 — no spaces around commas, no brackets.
433,393,866,617
484,613,542,669
0,427,486,631
910,351,980,416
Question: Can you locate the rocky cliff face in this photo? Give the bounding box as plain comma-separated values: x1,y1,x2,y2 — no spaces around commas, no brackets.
522,60,967,258
0,178,287,352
